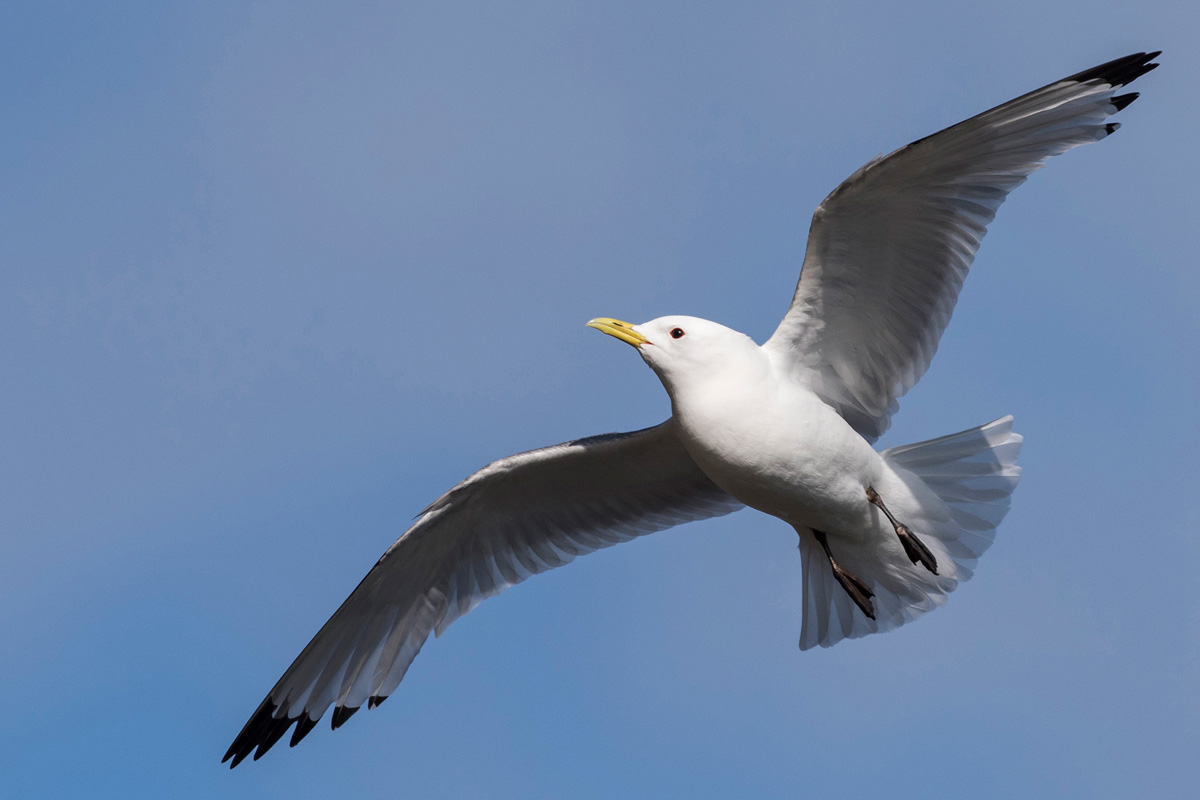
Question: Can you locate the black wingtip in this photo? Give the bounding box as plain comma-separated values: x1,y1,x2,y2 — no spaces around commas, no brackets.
224,697,300,768
289,713,320,748
330,704,360,730
368,694,389,710
1066,51,1161,88
252,713,297,761
225,697,371,765
1110,92,1139,112
1105,122,1120,136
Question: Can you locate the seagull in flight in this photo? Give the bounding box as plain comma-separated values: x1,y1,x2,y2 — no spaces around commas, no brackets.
224,51,1159,767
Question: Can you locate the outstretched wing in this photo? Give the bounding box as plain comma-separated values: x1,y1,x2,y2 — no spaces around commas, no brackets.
765,52,1160,441
224,420,740,767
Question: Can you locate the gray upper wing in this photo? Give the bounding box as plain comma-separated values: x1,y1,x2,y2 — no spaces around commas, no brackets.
764,52,1159,441
223,419,740,766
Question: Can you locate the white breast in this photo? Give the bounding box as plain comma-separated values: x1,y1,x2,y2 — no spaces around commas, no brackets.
669,350,884,536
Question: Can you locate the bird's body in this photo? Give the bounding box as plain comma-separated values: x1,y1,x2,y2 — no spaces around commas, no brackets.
599,313,992,642
224,51,1159,767
658,318,883,536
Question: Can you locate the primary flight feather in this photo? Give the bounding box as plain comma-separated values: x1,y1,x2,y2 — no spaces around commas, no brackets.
224,51,1159,766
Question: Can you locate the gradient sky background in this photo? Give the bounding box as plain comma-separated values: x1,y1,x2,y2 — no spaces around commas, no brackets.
4,2,1198,798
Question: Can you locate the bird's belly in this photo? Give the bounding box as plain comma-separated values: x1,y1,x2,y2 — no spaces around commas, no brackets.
676,389,883,537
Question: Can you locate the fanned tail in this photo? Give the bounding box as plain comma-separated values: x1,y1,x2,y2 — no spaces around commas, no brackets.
799,416,1022,649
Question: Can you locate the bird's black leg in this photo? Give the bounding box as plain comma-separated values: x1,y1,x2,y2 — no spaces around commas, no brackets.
812,529,875,620
866,486,938,574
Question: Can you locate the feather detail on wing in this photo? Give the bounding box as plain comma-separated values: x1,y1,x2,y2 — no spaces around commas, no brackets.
223,420,740,767
765,52,1160,441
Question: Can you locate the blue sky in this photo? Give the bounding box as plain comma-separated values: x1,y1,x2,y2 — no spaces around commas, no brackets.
3,2,1197,797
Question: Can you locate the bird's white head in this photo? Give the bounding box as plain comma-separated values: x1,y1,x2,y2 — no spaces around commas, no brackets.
586,315,764,398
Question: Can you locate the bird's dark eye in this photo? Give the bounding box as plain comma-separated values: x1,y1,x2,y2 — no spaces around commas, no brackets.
670,327,686,339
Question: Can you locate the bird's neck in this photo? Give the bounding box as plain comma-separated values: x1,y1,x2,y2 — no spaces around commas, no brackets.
661,349,773,429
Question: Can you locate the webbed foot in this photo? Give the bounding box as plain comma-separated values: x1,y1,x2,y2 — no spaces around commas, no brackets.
866,486,938,575
813,530,876,620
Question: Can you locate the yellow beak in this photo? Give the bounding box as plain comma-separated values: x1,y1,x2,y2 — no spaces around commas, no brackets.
586,317,650,347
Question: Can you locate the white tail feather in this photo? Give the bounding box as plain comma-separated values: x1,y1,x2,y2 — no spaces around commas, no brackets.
799,416,1022,649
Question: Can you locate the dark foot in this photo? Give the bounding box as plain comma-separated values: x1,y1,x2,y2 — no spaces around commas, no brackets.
866,486,938,575
896,524,938,574
830,560,876,620
813,530,876,620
